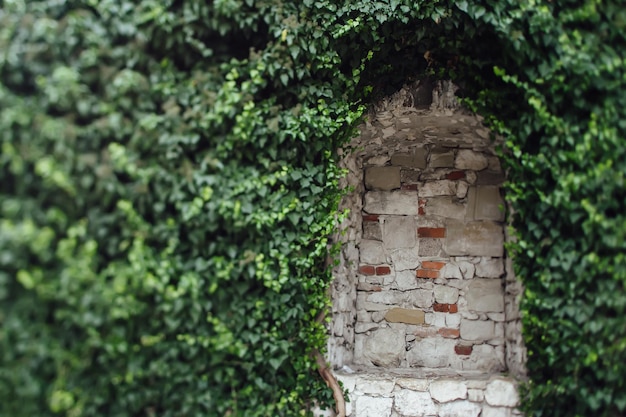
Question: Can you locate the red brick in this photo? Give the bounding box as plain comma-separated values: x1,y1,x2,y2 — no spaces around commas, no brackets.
433,303,449,312
375,266,391,275
416,269,439,279
421,261,445,270
362,214,379,222
359,265,376,276
455,345,473,355
418,206,426,215
401,184,418,191
446,171,466,180
438,328,460,338
448,304,458,313
417,227,446,238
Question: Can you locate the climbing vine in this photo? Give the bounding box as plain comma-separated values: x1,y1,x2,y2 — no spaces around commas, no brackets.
0,1,624,416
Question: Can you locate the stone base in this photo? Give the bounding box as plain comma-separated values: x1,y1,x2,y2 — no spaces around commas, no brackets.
318,366,521,417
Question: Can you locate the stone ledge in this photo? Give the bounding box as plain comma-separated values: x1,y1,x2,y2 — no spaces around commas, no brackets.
329,366,522,417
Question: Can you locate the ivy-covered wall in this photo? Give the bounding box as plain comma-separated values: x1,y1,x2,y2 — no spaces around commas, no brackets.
0,1,624,417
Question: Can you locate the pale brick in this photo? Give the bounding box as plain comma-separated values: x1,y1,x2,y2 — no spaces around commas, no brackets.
423,196,466,220
385,308,425,325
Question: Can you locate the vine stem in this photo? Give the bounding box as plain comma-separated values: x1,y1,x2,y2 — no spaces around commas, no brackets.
313,348,346,417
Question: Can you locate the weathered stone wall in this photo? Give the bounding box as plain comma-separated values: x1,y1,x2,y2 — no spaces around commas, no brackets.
327,80,526,416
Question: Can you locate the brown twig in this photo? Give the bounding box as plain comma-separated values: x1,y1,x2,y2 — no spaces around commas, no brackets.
313,348,346,417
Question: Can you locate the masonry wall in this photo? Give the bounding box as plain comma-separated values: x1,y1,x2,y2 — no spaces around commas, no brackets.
327,81,526,417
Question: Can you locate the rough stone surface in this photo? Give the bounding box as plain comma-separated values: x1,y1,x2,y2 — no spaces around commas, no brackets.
455,149,489,170
394,389,438,417
438,400,482,417
364,191,420,215
363,328,405,367
391,150,427,169
444,221,504,257
383,216,416,248
485,379,519,407
460,319,496,340
466,186,505,221
429,379,468,403
355,396,393,417
467,279,504,312
365,166,402,191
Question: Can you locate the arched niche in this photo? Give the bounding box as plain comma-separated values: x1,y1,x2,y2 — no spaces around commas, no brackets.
327,80,526,417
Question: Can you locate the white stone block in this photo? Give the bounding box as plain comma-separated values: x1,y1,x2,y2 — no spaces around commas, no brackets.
466,279,504,313
446,313,461,328
364,191,420,215
419,180,457,197
360,239,388,264
434,285,459,304
485,378,519,407
460,319,495,340
355,395,393,417
356,378,395,395
410,289,434,308
368,290,406,305
363,328,405,367
476,257,505,278
395,378,430,392
438,400,482,417
394,389,438,417
390,248,420,271
424,197,466,220
429,379,467,403
455,149,488,170
467,388,484,402
482,405,513,417
394,270,419,290
383,216,417,248
440,263,463,279
457,260,476,279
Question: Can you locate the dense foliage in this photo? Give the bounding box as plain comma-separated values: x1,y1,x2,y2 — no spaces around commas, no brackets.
0,1,624,416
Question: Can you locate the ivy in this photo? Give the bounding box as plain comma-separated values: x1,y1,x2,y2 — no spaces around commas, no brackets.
1,1,625,416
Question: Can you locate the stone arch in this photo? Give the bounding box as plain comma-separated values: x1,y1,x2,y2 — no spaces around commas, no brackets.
327,80,526,416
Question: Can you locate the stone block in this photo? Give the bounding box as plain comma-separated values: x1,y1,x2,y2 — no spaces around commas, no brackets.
430,149,455,168
356,378,395,395
364,191,419,215
455,150,488,170
355,396,393,417
466,279,504,312
360,239,387,264
476,170,505,185
394,270,419,290
476,258,505,278
368,291,406,305
385,308,425,325
401,168,421,183
363,221,382,241
391,149,427,169
396,378,430,392
355,322,379,333
383,216,416,248
438,400,482,417
390,248,420,271
460,319,495,340
440,263,463,279
482,405,513,417
418,238,444,257
485,378,519,407
466,186,505,221
409,289,433,308
434,285,459,304
467,388,484,402
430,380,467,403
394,389,438,417
365,166,401,190
446,313,461,328
407,338,455,368
363,328,405,367
418,180,457,197
423,197,466,220
444,221,504,257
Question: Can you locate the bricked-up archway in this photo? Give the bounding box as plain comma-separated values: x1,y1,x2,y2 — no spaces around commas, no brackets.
327,81,526,417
